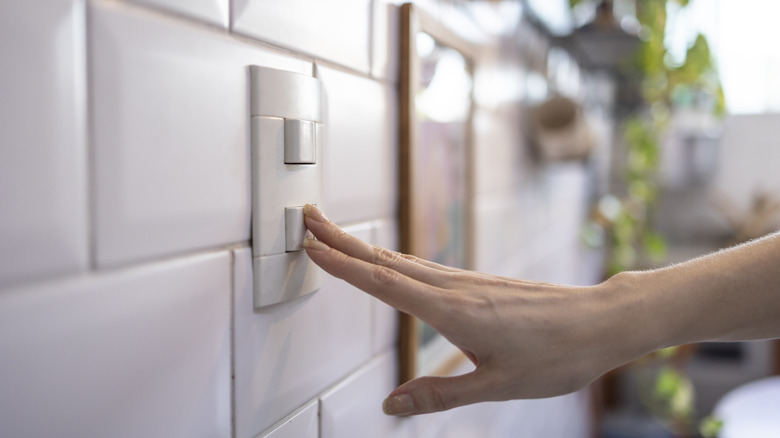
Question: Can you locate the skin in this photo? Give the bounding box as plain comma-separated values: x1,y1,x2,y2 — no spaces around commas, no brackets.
300,204,780,416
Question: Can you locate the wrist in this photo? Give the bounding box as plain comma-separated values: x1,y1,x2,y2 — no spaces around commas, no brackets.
596,270,670,364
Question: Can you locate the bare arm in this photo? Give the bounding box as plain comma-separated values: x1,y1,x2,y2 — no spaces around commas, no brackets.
301,204,780,416
626,231,780,348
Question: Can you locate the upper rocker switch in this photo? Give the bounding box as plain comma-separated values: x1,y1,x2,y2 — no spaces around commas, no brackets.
284,119,316,165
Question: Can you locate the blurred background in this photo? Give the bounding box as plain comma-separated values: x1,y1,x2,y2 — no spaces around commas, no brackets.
537,1,780,437
1,0,779,437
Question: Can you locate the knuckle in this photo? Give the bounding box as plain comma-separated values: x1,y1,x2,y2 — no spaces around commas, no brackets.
372,246,401,267
372,265,400,286
424,382,451,412
448,272,477,284
332,226,350,244
400,253,422,264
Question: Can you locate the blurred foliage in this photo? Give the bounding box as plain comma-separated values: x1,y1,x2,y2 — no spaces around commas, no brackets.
574,1,726,437
601,0,724,276
633,347,711,437
654,368,695,425
699,416,724,438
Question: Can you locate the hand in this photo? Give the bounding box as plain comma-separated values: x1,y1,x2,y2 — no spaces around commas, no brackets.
301,204,644,416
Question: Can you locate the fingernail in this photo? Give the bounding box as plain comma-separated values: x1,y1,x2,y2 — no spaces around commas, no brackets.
303,237,330,251
303,204,328,223
382,394,416,416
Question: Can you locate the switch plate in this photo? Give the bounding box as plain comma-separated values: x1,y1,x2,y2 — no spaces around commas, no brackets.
251,66,323,121
250,66,325,308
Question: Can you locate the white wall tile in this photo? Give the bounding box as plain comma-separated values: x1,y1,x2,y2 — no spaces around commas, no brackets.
372,218,399,354
438,401,507,438
0,1,87,287
233,221,374,437
0,252,231,438
714,114,780,213
515,391,592,438
90,3,311,267
320,352,418,438
371,0,399,82
259,399,318,438
317,65,396,224
125,0,229,28
232,0,371,74
434,391,590,438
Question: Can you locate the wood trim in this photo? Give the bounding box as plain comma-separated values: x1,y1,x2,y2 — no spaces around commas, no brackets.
397,3,416,386
396,2,479,385
398,312,417,383
774,339,780,375
433,350,469,378
398,3,414,257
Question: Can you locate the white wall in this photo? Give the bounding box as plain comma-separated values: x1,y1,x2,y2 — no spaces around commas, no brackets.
0,1,606,437
714,114,780,213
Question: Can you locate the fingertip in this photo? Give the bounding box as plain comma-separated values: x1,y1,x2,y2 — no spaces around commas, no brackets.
303,203,329,223
303,237,330,251
382,393,417,416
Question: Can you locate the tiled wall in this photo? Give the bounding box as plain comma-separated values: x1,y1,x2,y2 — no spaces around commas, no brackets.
0,1,610,437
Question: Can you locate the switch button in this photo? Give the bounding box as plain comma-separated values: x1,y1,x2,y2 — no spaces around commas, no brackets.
284,206,307,252
284,119,316,164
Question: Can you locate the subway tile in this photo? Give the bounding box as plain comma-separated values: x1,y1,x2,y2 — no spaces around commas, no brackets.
258,399,318,438
371,0,399,82
418,411,456,438
316,65,396,224
90,3,311,268
232,0,371,74
372,218,399,354
233,221,373,437
431,392,590,438
0,1,87,287
0,252,232,438
124,0,229,28
438,401,507,438
320,352,417,438
508,392,591,438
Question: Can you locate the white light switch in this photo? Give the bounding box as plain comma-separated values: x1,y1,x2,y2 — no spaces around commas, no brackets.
250,66,325,309
284,119,316,164
284,206,306,252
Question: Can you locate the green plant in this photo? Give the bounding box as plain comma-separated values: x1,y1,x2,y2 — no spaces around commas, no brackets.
577,1,725,436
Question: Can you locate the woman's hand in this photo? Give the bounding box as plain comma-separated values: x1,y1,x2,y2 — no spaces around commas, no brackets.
301,204,648,416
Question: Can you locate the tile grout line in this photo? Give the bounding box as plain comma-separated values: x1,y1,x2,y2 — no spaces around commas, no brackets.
229,249,237,438
83,0,97,271
96,0,379,83
368,0,376,81
228,2,237,435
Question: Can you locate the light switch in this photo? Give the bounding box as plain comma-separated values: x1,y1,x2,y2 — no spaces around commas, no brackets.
250,66,325,309
284,119,316,164
284,206,306,252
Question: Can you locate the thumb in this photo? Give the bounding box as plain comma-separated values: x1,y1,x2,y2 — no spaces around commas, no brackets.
382,372,487,416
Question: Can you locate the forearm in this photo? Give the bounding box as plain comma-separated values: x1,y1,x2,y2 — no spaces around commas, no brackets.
614,232,780,356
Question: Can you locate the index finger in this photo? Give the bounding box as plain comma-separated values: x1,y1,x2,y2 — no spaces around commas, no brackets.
303,237,450,325
302,204,451,285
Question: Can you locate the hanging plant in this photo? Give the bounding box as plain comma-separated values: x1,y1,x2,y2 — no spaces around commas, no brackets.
573,1,725,436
